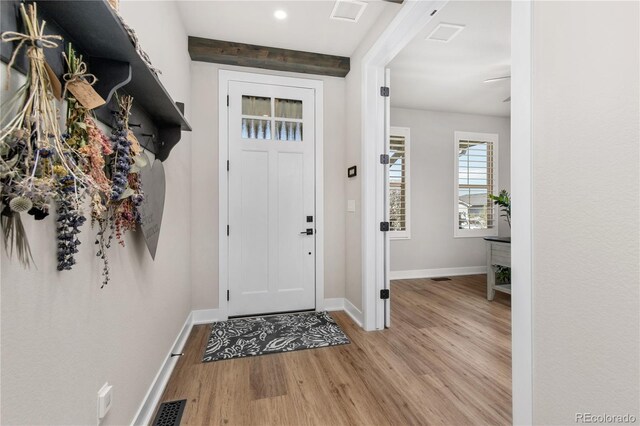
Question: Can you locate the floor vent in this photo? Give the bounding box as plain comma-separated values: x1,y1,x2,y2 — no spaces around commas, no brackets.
431,277,451,282
152,400,186,426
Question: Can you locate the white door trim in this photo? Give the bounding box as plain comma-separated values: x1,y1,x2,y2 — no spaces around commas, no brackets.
218,70,324,320
360,1,533,424
510,2,534,424
360,0,449,329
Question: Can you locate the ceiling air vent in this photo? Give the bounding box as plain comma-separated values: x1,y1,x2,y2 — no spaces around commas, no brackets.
426,23,465,43
330,0,367,23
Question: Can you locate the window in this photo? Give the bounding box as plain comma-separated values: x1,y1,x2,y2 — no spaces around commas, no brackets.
389,127,410,239
241,95,303,141
454,131,498,238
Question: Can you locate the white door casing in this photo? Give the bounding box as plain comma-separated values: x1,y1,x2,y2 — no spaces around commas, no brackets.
219,70,325,320
228,82,315,317
383,68,391,328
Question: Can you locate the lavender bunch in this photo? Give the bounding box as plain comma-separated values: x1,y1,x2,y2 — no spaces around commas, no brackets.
94,219,113,288
56,176,86,271
110,118,131,201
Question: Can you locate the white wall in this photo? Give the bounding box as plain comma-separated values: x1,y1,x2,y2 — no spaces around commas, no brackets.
531,1,639,423
389,108,510,274
0,2,192,424
189,62,347,310
344,7,401,311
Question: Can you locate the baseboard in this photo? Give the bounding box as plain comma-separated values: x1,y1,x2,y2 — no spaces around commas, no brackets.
323,298,345,311
324,298,362,327
389,266,487,280
191,309,221,325
343,298,364,327
131,311,193,426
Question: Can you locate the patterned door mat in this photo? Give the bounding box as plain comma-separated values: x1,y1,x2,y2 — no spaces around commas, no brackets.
202,311,350,362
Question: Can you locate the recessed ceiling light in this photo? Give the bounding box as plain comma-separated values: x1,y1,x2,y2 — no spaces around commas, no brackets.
426,23,465,43
484,76,511,83
274,10,287,20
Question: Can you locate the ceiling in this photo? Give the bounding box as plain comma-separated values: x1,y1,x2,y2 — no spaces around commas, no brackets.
177,1,394,58
388,1,511,117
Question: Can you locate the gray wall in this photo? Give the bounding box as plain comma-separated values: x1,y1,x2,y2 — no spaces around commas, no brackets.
189,62,348,310
0,2,193,424
531,1,639,423
390,108,511,273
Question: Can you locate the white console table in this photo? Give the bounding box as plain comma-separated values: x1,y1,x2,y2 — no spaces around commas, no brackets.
485,237,511,300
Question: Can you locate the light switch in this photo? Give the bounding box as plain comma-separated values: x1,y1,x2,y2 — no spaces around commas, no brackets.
97,382,113,420
347,200,356,212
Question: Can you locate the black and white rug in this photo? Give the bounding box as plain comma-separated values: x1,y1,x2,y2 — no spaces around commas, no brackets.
202,311,350,362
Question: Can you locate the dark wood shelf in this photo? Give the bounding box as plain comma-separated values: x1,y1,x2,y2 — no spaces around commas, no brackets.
1,0,191,161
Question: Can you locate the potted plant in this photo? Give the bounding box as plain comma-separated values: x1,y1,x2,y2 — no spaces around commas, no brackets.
489,189,511,227
489,189,511,284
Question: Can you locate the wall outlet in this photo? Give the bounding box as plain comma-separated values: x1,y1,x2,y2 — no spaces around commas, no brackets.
347,199,356,212
97,383,113,421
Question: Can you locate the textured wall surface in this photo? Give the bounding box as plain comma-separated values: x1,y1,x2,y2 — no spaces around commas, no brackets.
389,108,511,272
0,1,193,424
189,62,347,310
532,1,640,423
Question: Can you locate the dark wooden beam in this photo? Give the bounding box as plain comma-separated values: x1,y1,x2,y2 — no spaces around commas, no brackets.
188,37,350,78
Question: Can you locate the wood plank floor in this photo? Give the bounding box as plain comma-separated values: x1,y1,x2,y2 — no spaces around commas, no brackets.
156,275,511,425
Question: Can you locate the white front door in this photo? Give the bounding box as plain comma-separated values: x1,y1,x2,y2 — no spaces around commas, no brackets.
228,81,316,317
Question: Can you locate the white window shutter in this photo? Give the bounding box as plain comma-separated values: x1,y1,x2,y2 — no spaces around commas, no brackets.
389,127,410,239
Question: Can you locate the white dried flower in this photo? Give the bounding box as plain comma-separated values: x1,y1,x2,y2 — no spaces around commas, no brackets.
9,196,33,213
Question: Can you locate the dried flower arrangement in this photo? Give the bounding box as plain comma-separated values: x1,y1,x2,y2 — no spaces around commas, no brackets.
1,4,147,287
1,3,65,267
108,95,145,248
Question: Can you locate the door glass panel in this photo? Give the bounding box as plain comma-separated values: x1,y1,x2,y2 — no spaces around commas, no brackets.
275,98,303,119
275,121,303,141
242,119,271,140
242,96,271,117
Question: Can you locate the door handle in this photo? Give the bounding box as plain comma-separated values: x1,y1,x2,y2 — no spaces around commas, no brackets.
300,228,314,235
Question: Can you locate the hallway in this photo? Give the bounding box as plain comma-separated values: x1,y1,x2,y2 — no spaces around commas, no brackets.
156,275,511,425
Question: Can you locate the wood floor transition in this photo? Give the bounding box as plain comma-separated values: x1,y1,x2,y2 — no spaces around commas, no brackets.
155,274,512,425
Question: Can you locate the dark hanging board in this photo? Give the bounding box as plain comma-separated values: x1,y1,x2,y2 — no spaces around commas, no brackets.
0,0,191,161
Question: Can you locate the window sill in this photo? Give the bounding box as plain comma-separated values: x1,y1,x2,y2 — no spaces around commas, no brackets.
454,230,499,239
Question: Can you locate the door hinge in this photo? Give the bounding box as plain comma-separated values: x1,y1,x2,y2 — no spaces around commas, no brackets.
380,289,390,299
227,95,229,107
380,86,390,97
380,154,390,164
227,290,230,301
227,225,229,236
380,221,390,232
227,160,229,171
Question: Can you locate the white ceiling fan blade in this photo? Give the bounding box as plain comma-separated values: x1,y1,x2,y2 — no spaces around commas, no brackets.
484,76,511,83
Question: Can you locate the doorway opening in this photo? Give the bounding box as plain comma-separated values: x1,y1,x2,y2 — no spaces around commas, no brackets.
360,0,533,423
